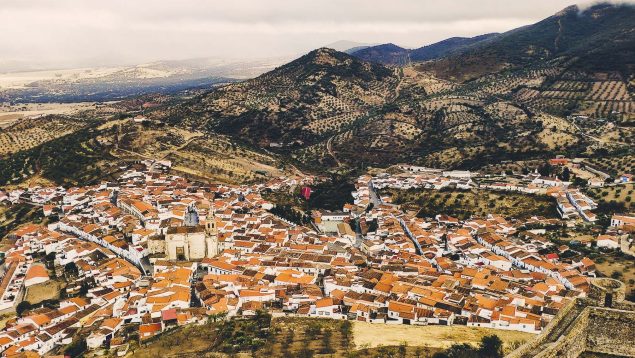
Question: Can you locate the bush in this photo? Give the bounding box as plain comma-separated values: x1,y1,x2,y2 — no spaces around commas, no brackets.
16,301,32,317
432,335,504,358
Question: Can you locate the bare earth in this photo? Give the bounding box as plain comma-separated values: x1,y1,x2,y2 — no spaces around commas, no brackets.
353,322,533,350
0,102,98,128
24,278,62,305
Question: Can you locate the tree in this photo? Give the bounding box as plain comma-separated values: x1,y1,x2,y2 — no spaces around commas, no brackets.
297,347,314,358
561,167,571,181
538,163,553,177
305,322,322,340
478,335,504,358
321,329,335,354
398,342,408,358
44,251,57,269
340,320,352,348
64,262,79,277
432,343,478,358
64,338,87,357
16,301,32,317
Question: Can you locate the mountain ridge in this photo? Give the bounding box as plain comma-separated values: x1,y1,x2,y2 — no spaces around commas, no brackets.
150,3,634,172
351,33,499,65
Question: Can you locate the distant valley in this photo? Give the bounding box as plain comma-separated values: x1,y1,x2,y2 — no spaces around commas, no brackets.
0,56,290,103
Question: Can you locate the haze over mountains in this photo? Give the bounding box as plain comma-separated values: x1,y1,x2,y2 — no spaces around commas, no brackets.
350,34,499,66
353,3,635,81
0,56,291,103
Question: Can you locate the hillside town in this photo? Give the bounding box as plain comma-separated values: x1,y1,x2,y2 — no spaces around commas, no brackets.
0,159,633,356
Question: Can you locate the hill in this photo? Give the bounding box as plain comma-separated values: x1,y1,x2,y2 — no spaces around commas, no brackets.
28,5,635,181
157,48,399,150
143,3,635,173
351,43,410,65
421,3,635,81
154,47,600,171
352,34,498,65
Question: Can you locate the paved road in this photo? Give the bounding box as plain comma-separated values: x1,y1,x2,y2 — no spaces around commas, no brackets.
353,219,363,248
396,215,423,256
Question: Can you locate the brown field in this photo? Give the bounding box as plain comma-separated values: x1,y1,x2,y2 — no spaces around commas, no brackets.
128,323,221,358
587,183,635,211
24,278,63,305
593,253,635,298
130,316,533,358
586,155,635,177
0,116,86,156
110,122,291,185
0,102,97,129
353,322,532,353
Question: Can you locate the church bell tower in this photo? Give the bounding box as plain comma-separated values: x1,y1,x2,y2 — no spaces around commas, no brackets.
205,210,219,258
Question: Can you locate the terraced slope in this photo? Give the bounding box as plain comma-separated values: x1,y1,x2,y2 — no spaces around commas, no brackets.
150,3,633,172
159,48,399,148
421,3,635,82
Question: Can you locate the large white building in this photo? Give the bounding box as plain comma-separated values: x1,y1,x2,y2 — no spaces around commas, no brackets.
162,206,219,261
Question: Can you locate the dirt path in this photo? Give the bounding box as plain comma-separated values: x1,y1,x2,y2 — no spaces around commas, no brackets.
554,19,563,52
158,133,204,159
326,135,342,167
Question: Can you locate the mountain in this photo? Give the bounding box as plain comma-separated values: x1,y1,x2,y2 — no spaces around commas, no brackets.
151,3,633,172
421,3,635,81
351,34,499,65
158,48,399,149
155,47,590,170
324,40,376,54
351,43,410,65
409,33,499,61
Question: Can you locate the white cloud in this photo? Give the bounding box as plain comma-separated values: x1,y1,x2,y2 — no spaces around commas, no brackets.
0,0,631,70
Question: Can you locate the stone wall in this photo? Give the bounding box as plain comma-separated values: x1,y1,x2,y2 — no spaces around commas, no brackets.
585,308,635,357
535,309,589,358
507,298,581,358
507,278,635,358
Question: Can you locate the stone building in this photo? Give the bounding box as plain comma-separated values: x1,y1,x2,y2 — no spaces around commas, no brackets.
151,206,219,261
509,278,635,358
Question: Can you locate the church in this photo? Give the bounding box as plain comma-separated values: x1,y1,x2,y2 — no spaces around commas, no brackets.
150,205,219,261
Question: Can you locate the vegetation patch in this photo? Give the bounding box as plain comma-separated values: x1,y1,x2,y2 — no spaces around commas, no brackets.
382,188,558,220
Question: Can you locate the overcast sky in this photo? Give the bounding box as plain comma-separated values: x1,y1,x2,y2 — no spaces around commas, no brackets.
0,0,630,71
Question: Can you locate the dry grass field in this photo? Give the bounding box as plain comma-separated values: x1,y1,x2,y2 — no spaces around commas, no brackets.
0,314,15,330
587,183,635,211
131,316,532,358
24,278,63,305
353,322,532,353
129,323,222,358
593,253,635,298
110,122,291,185
0,102,98,129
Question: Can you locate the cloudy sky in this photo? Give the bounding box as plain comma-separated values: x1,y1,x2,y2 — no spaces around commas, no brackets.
0,0,629,71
